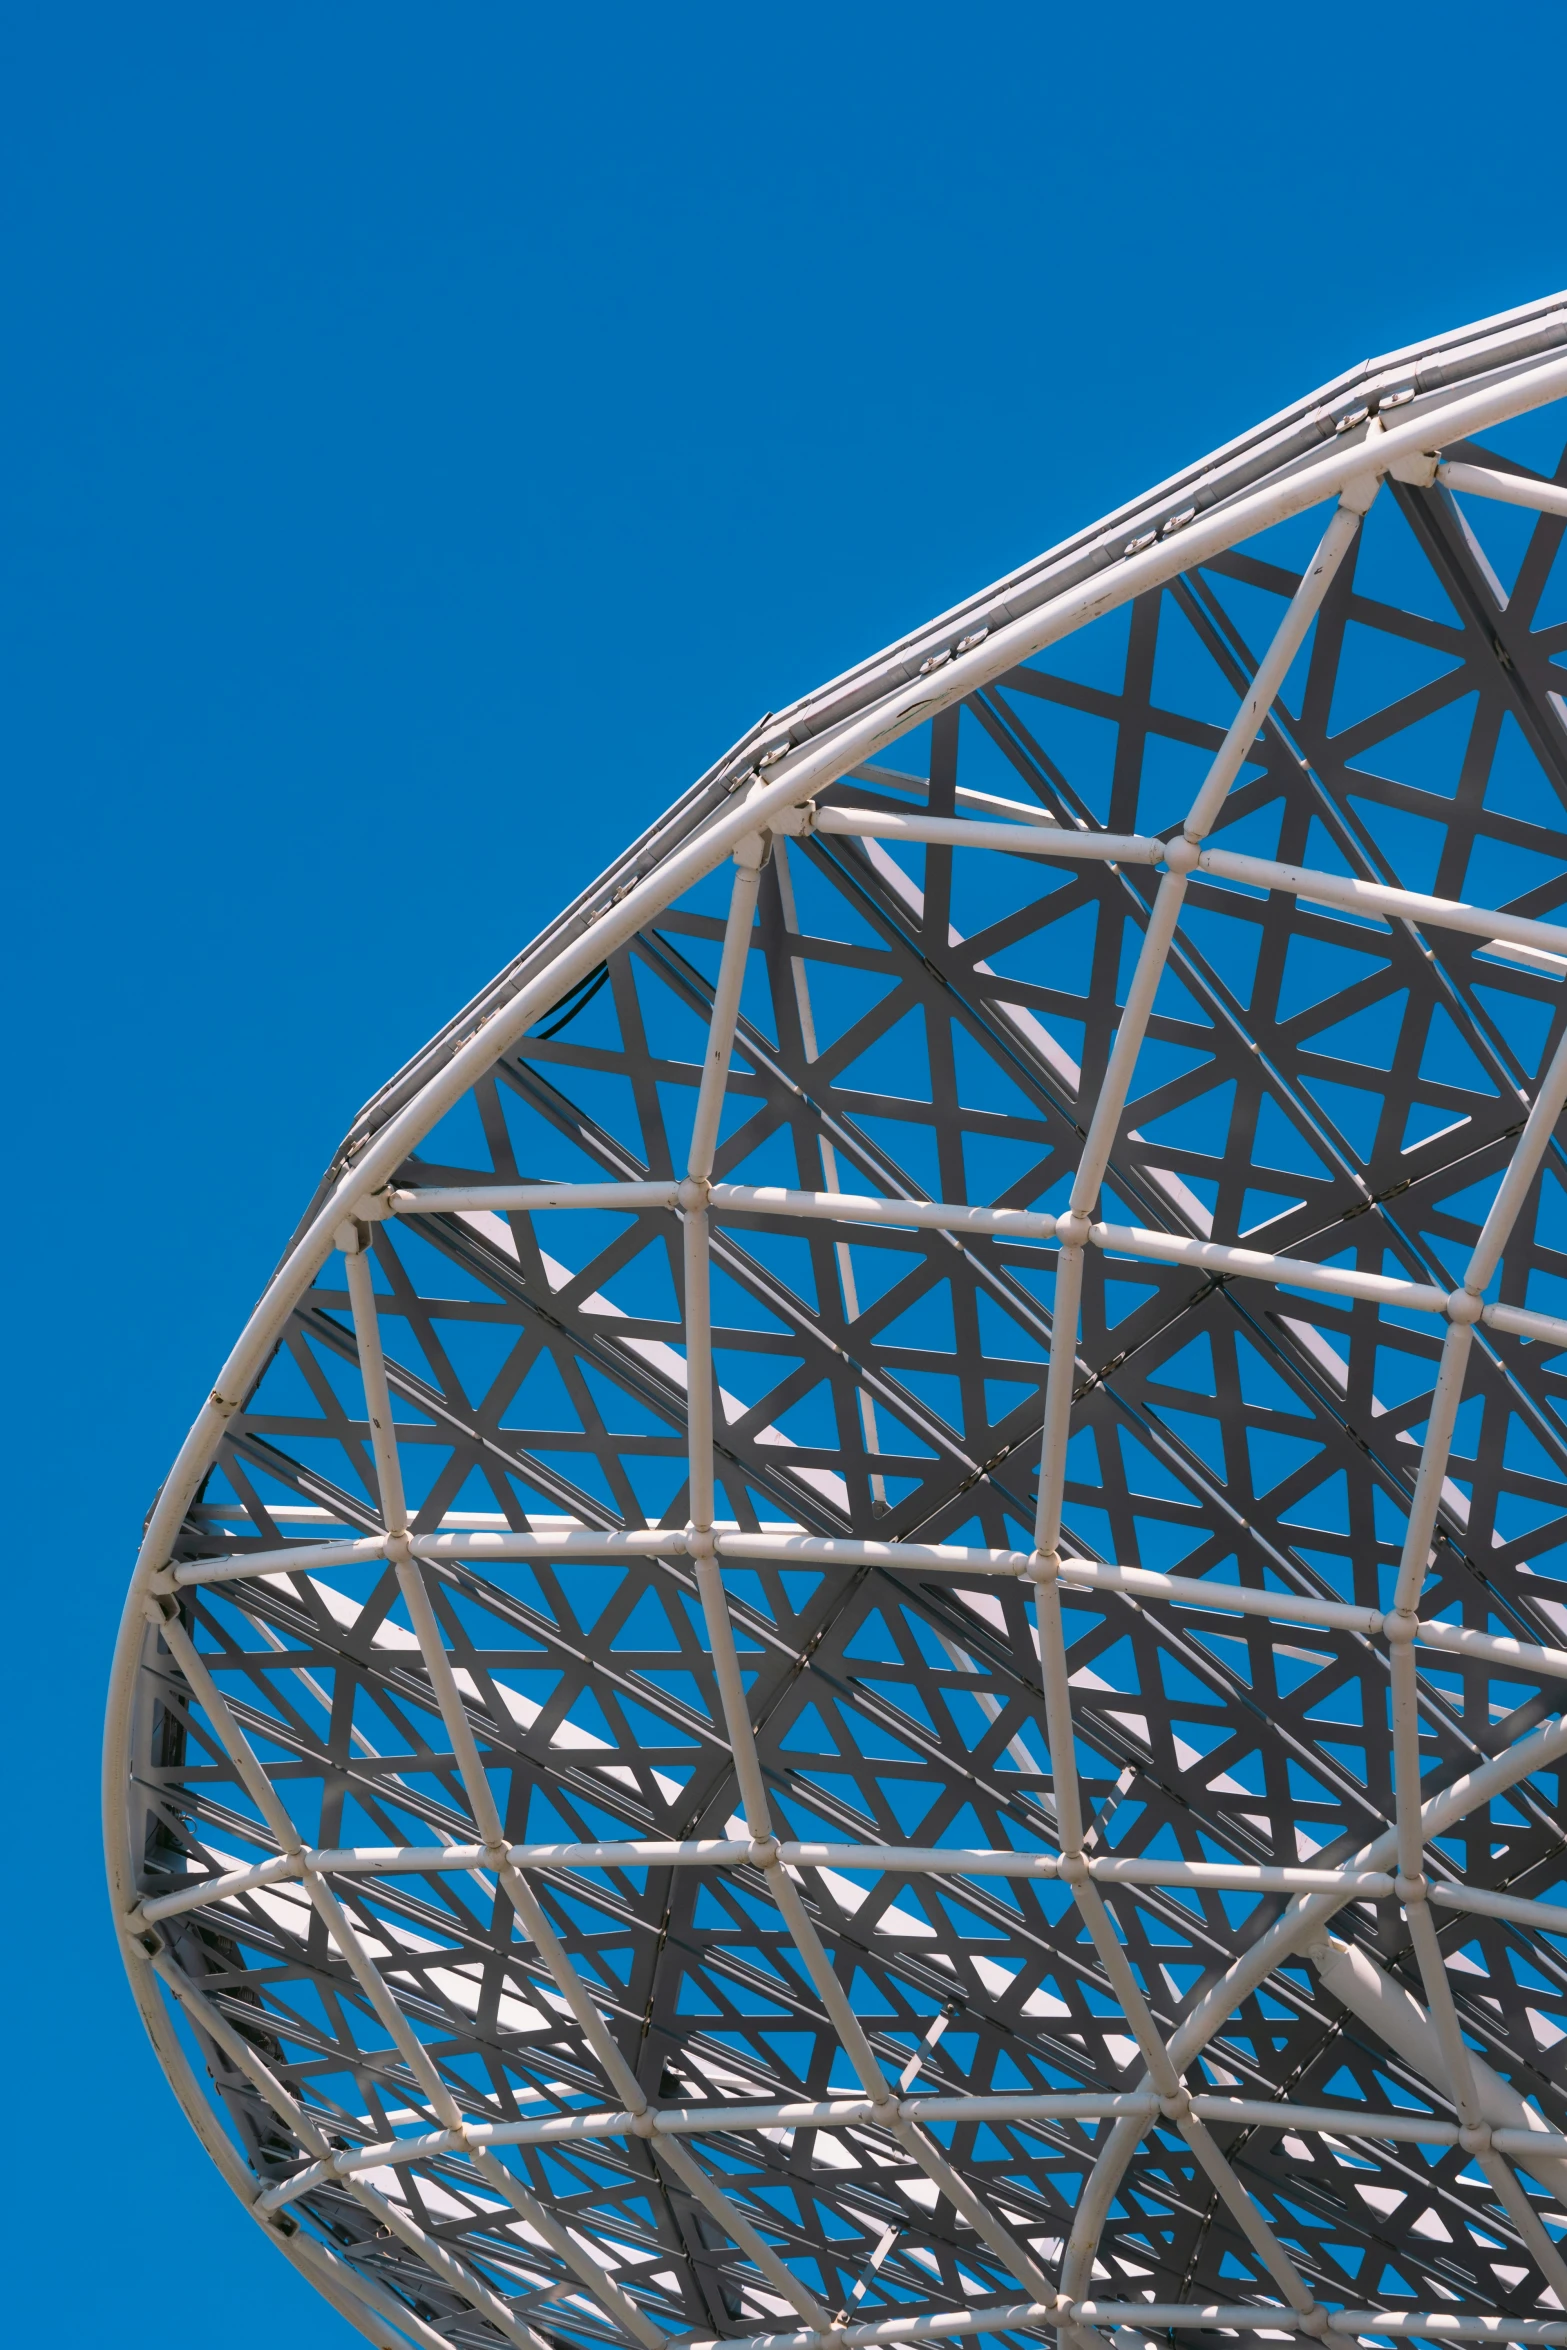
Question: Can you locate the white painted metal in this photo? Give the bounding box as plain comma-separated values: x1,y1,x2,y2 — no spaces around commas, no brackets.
1438,459,1567,519
110,306,1567,2349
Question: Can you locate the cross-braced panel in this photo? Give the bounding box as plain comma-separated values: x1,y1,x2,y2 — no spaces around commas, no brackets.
111,300,1567,2350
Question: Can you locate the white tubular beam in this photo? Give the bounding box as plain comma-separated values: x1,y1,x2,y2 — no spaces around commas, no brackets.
688,839,765,1184
815,806,1162,863
1091,1222,1449,1317
1431,1881,1567,1936
849,768,1064,830
1307,1933,1567,2202
1485,1299,1567,1350
709,1182,1059,1240
680,2303,1059,2350
142,1851,305,1922
1391,1320,1473,1617
716,1529,1386,1633
1416,1618,1567,1683
1188,2096,1453,2144
673,849,1057,2309
1075,2312,1299,2333
1439,459,1567,519
1071,872,1190,1215
1468,1023,1567,1297
1197,846,1567,962
387,1181,680,1214
680,2304,1567,2350
1336,2323,1567,2344
1062,1556,1380,1633
1386,1061,1567,2316
243,2085,1471,2181
1176,2110,1321,2323
342,1236,410,1537
1183,496,1367,844
1034,1245,1086,1558
719,1531,1030,1573
170,1534,389,1586
138,1839,1392,1926
173,1524,677,1588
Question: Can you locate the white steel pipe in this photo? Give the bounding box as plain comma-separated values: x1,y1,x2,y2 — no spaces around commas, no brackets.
814,806,1162,863
387,1180,681,1215
679,2304,1059,2350
850,771,1065,830
1189,2096,1453,2144
1092,1222,1450,1317
1467,1023,1567,1298
1430,1882,1567,1936
717,1531,1032,1574
1485,1300,1567,1350
172,1524,678,1589
1334,2323,1567,2344
674,2297,1567,2350
1197,846,1567,962
137,1838,1391,1925
1070,873,1190,1216
1183,498,1367,843
715,1530,1386,1632
256,2083,1468,2195
1438,459,1567,519
709,1182,1059,1240
1415,1618,1567,1683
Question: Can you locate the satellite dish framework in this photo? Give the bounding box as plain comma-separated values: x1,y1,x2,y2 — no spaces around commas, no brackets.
109,295,1567,2350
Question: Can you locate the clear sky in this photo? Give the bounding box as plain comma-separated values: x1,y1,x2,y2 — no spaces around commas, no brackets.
5,4,1566,2339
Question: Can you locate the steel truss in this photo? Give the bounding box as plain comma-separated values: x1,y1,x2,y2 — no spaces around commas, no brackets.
110,294,1567,2350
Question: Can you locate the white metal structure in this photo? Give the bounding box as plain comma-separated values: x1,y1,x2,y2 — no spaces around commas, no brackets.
110,295,1567,2350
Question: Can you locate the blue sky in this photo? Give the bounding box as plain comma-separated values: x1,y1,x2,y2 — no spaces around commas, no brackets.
6,4,1567,2339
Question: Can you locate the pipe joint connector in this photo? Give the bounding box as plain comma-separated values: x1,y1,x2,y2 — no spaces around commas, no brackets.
1026,1551,1061,1586
748,1837,780,1867
676,1176,711,1213
1394,1872,1428,1905
1459,2121,1493,2154
869,2096,901,2129
1158,2089,1192,2122
334,1217,374,1257
684,1524,716,1562
1384,1608,1420,1645
1055,1211,1092,1249
1299,2307,1330,2339
1446,1286,1484,1326
765,800,817,840
629,2108,658,2138
1058,1851,1089,1884
1163,834,1202,875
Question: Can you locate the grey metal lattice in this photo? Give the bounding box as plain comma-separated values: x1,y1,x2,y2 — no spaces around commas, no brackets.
109,293,1567,2350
